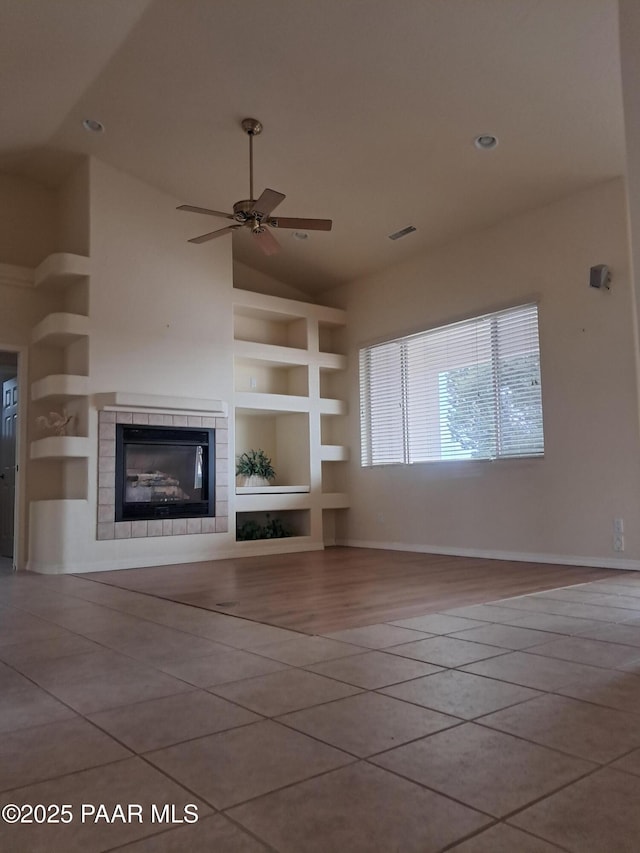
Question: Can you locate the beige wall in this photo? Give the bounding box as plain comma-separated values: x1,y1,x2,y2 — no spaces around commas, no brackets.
233,260,315,303
0,173,56,268
71,158,236,569
326,178,640,566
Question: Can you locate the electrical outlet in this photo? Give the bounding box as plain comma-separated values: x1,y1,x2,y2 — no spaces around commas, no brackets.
613,534,625,552
249,376,257,390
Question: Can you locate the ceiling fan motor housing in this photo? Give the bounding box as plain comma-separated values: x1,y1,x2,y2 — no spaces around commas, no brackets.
233,199,259,222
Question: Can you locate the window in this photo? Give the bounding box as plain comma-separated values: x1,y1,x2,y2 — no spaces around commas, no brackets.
360,303,544,466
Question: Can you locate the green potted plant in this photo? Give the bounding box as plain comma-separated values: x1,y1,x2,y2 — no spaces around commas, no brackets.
235,449,276,487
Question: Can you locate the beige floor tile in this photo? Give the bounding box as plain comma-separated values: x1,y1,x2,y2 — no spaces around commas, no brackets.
388,636,507,667
147,719,352,809
576,622,640,646
115,814,271,852
88,689,261,752
0,615,71,647
41,604,145,634
306,650,442,689
157,647,289,687
448,823,566,852
0,661,36,691
278,691,458,756
211,668,361,716
372,722,594,817
0,757,212,853
591,580,640,594
510,767,640,853
229,761,490,853
171,614,302,650
527,636,640,669
0,633,102,666
481,693,640,763
45,666,192,714
533,588,640,611
610,748,640,777
322,623,432,647
381,670,540,719
0,717,131,792
495,612,606,635
86,623,223,665
12,649,149,687
488,596,634,623
389,614,487,634
556,668,640,713
254,636,365,666
0,683,76,734
444,604,533,623
462,651,605,690
449,623,560,650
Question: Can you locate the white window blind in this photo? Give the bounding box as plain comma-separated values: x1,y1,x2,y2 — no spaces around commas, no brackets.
360,303,544,466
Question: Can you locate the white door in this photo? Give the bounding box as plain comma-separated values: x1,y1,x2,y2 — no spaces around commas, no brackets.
0,377,17,559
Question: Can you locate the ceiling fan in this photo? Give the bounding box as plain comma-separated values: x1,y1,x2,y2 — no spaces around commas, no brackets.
177,118,332,255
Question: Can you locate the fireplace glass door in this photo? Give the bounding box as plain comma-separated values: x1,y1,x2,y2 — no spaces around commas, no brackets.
115,425,215,521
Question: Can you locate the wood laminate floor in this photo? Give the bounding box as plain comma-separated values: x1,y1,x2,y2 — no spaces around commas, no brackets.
79,547,628,634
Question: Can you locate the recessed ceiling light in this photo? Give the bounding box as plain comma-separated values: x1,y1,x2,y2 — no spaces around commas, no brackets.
82,118,105,134
292,231,308,240
474,134,498,150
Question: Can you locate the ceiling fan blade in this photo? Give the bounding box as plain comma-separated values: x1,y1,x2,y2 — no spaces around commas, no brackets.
177,204,234,220
253,228,281,256
269,217,332,232
189,224,240,244
253,188,286,217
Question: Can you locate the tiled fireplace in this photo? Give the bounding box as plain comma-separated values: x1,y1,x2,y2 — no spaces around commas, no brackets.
97,407,229,541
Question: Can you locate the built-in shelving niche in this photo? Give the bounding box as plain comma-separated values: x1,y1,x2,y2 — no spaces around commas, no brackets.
235,509,311,542
234,308,308,350
235,409,310,490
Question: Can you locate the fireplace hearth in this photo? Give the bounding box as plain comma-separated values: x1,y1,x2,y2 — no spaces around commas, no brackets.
115,424,215,522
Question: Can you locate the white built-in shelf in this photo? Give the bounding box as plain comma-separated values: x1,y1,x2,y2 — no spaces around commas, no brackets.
234,340,309,367
233,288,346,326
31,313,89,347
236,485,310,494
235,392,310,413
235,492,312,512
319,397,347,416
34,254,90,291
30,436,91,460
318,352,347,370
320,445,349,462
31,374,89,402
234,535,315,551
321,492,350,509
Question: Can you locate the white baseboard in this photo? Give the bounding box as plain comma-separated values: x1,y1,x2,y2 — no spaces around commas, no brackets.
26,541,325,574
336,539,640,571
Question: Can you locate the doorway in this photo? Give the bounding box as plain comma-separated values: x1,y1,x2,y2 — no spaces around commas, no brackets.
0,351,18,573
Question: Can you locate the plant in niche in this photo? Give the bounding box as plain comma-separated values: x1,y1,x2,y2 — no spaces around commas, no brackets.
236,513,292,541
236,449,276,486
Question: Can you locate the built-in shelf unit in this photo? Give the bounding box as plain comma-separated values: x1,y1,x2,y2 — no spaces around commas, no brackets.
29,253,90,492
233,288,348,552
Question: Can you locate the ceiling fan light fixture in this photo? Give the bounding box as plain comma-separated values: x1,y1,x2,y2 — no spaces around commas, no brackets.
292,231,309,240
474,134,498,150
82,118,105,134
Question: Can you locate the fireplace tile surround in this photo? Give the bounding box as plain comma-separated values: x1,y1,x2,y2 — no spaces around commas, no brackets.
97,409,229,540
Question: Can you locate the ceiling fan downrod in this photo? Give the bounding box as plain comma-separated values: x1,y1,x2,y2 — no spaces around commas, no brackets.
241,118,262,204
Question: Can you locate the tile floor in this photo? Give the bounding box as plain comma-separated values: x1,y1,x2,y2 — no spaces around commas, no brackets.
2,570,640,850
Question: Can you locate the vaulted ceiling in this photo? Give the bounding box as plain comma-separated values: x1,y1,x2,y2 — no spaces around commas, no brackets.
1,0,624,293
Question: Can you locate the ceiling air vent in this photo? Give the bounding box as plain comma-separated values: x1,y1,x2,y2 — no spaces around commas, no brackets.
388,226,416,241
